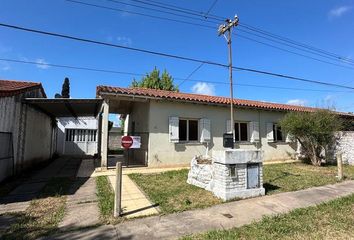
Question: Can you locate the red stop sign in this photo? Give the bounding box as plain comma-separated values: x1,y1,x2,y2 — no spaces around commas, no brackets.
121,136,133,149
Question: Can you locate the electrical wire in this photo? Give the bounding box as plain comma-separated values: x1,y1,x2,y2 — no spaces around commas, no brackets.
1,22,354,90
0,57,351,93
67,0,354,70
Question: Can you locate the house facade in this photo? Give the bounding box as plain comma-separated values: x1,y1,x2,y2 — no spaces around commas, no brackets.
96,86,323,168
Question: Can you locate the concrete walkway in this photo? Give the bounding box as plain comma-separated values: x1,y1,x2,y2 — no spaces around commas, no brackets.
108,175,159,218
59,159,100,230
114,180,354,239
0,157,81,214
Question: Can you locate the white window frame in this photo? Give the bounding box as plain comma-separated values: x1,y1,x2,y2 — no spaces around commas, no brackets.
235,121,250,142
179,118,199,143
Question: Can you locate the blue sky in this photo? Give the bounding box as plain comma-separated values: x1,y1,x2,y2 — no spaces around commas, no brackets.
1,0,354,122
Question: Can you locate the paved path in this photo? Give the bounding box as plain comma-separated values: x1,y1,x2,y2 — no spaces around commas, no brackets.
0,157,81,214
59,159,100,230
114,180,354,239
108,174,159,218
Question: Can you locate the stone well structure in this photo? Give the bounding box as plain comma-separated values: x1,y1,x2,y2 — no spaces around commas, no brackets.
187,149,265,201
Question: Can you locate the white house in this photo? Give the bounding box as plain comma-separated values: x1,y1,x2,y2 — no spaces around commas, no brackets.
96,86,354,168
56,117,98,156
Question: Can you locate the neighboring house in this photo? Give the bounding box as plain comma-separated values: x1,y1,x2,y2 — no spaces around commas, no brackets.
0,80,55,182
109,126,122,150
96,86,354,168
56,117,98,156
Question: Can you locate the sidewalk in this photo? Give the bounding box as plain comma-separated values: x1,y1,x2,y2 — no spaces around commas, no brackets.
114,180,354,239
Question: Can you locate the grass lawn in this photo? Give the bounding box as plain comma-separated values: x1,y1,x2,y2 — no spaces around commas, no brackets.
182,193,354,240
95,176,117,224
129,163,354,214
0,177,72,240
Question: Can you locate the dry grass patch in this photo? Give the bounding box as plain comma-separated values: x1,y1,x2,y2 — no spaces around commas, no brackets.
1,177,72,240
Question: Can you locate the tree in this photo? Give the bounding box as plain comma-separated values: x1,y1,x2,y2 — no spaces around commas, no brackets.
131,67,178,91
280,110,342,166
61,77,70,98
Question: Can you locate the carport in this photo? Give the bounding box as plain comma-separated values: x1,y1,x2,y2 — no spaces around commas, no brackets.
24,98,105,163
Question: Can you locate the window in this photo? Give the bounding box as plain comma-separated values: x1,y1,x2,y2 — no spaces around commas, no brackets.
87,130,97,142
65,129,75,142
273,124,284,142
179,119,199,142
235,122,249,142
65,129,97,142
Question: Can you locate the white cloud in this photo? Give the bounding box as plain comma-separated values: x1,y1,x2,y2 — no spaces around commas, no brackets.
116,36,132,46
35,58,50,69
329,6,352,18
286,99,307,106
191,82,215,96
0,62,10,71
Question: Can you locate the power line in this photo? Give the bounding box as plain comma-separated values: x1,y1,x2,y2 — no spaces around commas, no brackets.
67,0,214,30
125,0,354,64
67,0,354,70
103,0,218,25
205,0,219,17
1,57,350,93
177,63,204,87
1,22,354,90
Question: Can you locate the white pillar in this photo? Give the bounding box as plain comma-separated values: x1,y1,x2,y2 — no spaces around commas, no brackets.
101,99,109,169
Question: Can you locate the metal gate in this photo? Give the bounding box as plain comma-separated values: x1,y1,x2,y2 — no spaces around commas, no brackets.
124,132,149,167
0,132,14,182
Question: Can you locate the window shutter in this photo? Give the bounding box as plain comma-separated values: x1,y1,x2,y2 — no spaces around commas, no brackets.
249,122,260,143
226,120,232,133
286,133,294,143
169,117,179,143
266,123,275,142
200,118,211,142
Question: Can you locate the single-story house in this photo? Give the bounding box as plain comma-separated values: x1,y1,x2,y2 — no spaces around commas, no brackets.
0,80,55,181
96,86,354,168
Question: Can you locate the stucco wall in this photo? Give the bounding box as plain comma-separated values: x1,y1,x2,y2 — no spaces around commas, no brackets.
147,100,297,167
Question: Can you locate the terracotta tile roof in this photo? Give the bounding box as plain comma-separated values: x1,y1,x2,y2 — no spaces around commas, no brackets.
97,85,325,113
0,79,46,98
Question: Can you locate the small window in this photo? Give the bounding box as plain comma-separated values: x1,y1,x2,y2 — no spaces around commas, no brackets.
179,119,199,142
273,124,284,142
65,129,75,142
235,122,249,142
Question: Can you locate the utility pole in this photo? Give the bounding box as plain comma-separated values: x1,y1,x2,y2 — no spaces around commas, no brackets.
218,15,239,147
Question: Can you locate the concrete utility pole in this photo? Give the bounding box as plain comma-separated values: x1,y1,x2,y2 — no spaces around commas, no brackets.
218,16,239,145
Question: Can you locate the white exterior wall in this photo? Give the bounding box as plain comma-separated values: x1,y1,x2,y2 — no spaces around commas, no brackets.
56,117,98,155
147,100,297,167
